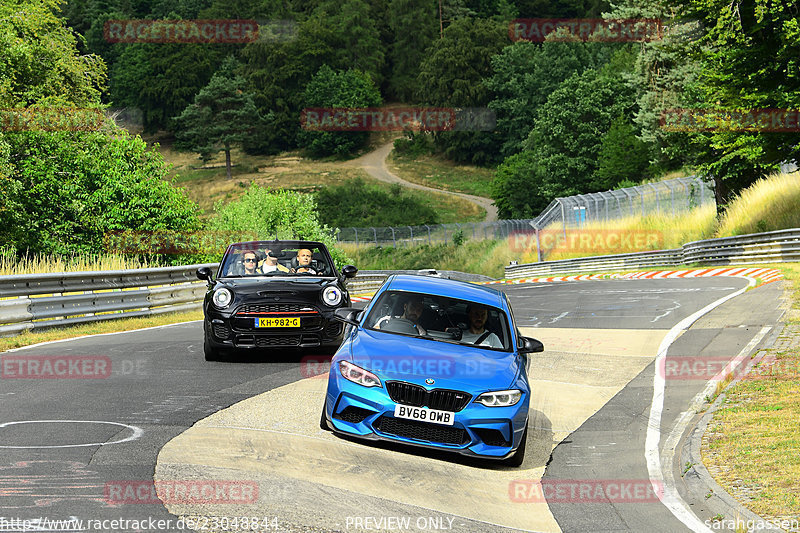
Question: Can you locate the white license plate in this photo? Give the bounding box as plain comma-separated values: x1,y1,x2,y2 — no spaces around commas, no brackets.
393,404,455,426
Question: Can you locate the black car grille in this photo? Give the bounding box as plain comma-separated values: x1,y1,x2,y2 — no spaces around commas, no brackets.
255,335,301,347
212,323,230,339
238,303,317,314
376,416,467,446
324,321,342,338
335,406,372,424
386,381,472,412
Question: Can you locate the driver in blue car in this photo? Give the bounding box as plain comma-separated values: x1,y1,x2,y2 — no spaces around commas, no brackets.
461,304,502,348
376,295,428,335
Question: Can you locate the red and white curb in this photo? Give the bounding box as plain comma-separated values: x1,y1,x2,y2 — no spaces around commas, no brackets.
349,268,783,303
492,267,783,286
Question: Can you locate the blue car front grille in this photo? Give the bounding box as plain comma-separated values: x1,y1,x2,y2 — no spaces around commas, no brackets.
376,416,468,446
386,381,472,412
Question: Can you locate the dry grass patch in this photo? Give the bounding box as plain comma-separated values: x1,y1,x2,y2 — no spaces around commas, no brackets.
388,152,495,198
716,172,800,237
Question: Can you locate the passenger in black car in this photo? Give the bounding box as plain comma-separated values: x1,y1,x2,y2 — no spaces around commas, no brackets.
242,250,260,276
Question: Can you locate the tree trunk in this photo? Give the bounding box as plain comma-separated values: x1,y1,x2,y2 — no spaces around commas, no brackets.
225,143,232,180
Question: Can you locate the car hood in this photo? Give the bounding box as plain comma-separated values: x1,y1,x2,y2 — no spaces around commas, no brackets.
345,328,521,390
217,277,339,296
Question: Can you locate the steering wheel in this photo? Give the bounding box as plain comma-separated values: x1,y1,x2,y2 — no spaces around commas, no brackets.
381,317,421,335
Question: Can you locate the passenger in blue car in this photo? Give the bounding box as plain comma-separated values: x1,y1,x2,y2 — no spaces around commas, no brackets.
461,304,502,348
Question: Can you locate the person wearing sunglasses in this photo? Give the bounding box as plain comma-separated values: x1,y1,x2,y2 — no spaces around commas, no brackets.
241,250,260,276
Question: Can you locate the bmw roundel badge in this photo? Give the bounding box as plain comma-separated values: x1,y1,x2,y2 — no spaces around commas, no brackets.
425,378,435,385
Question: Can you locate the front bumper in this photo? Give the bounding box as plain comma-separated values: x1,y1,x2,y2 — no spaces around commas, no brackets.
204,306,344,349
324,372,529,460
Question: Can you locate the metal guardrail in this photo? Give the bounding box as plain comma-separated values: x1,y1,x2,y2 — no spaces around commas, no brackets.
0,266,493,338
505,228,800,278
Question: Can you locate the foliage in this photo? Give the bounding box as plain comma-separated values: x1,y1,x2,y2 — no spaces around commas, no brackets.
594,114,652,189
0,0,106,107
491,150,545,219
315,178,439,228
393,132,434,157
297,65,383,157
111,43,224,132
1,129,200,255
486,40,618,158
387,0,437,101
205,183,352,266
173,57,260,178
662,0,800,207
416,17,509,165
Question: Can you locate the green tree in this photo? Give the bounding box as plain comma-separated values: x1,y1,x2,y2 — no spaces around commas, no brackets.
593,114,651,189
174,57,260,179
111,43,224,131
416,17,509,165
297,65,383,157
0,0,106,107
1,129,199,254
387,0,437,101
664,0,800,209
491,150,546,218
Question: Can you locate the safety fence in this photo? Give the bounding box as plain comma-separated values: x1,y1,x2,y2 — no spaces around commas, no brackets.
506,228,800,278
334,176,715,248
0,267,491,338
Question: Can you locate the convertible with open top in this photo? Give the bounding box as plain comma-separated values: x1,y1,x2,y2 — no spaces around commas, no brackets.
197,240,358,361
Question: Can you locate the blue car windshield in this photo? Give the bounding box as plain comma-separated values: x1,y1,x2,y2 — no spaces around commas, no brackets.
364,290,512,351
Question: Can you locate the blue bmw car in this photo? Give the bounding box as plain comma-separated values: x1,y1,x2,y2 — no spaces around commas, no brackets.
320,274,543,466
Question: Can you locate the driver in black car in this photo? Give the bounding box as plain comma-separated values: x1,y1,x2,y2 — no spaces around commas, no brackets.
291,248,318,274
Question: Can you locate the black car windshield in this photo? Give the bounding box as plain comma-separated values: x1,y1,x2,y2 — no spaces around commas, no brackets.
364,290,512,351
219,242,333,278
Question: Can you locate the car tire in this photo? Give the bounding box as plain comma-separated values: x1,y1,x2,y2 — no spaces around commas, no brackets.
204,337,223,362
319,401,330,431
504,422,528,467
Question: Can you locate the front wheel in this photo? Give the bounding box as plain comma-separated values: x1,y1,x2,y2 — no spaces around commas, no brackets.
504,422,528,467
204,337,223,362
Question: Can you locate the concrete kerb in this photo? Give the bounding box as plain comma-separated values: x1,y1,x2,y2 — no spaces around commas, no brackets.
680,322,794,532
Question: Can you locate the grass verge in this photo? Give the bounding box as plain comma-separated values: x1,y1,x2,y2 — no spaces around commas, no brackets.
387,151,495,198
0,310,204,353
702,263,800,523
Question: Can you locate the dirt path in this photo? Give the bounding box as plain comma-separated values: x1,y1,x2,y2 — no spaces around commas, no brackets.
346,140,499,222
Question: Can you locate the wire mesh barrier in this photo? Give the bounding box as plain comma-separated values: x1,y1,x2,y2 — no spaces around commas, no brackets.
334,176,715,247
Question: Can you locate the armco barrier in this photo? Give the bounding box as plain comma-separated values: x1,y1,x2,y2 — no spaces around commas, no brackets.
0,266,492,338
506,228,800,278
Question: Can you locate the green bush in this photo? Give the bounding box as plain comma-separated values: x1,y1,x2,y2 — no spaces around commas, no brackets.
315,178,439,228
393,132,434,157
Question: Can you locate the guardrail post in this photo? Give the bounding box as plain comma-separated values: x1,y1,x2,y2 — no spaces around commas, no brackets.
425,225,431,244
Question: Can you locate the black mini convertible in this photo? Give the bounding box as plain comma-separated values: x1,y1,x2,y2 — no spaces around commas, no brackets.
196,240,358,361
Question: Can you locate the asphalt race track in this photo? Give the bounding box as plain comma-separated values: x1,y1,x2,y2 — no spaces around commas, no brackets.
0,278,785,533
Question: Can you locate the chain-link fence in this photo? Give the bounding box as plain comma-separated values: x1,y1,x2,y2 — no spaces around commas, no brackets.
334,176,715,247
530,176,714,230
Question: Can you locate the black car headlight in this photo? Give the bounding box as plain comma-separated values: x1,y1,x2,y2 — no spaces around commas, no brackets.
322,286,342,307
212,287,233,309
475,389,522,407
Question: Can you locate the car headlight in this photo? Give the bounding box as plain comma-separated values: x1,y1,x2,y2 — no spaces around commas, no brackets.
339,361,381,388
322,286,342,306
475,389,522,407
212,287,233,309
